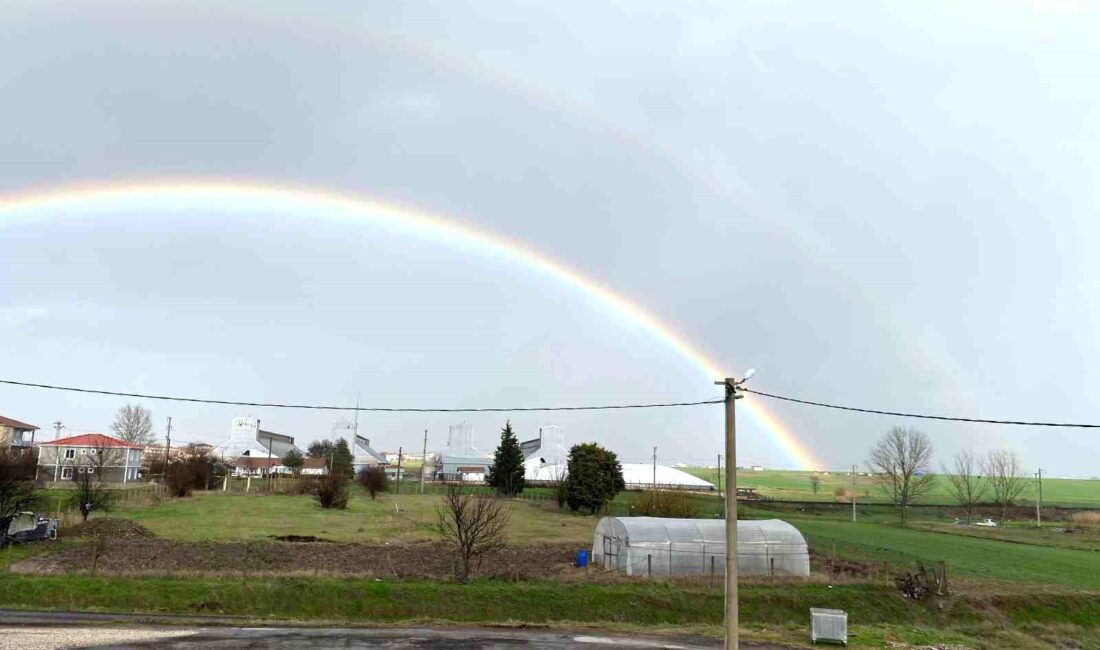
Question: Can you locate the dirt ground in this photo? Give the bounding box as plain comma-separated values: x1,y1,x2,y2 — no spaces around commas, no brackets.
13,534,582,579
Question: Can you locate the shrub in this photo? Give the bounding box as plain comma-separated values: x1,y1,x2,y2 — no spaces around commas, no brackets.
357,465,388,500
164,446,219,498
630,490,701,518
313,472,350,509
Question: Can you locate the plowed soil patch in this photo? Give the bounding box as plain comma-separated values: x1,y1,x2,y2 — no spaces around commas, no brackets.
12,540,580,579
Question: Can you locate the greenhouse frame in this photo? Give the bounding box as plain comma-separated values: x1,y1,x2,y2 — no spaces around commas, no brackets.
591,517,810,578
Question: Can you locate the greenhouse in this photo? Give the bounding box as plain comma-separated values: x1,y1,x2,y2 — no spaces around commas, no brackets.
591,517,810,578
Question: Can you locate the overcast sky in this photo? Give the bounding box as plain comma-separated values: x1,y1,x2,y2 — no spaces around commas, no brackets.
1,1,1097,475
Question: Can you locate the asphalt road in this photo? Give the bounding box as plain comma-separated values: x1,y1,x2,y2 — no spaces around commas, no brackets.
0,610,790,650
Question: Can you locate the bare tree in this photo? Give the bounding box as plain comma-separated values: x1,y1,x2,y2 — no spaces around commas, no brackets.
985,449,1027,520
809,474,822,496
434,482,510,582
70,444,114,522
0,450,39,546
110,404,154,445
867,427,936,525
942,450,987,524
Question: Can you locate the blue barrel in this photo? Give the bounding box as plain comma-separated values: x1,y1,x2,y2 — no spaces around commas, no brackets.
576,549,588,567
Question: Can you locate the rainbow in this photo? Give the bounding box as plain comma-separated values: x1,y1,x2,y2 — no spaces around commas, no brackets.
0,179,824,469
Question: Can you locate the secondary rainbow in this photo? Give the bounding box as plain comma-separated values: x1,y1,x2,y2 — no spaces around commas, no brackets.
0,179,824,469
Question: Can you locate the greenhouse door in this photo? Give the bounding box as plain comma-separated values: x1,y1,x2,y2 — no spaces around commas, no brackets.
602,535,621,570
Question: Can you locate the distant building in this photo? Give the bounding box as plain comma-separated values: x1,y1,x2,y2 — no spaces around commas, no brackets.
353,435,387,474
212,417,300,461
226,456,284,478
36,433,143,483
300,456,329,476
0,415,38,455
436,422,490,481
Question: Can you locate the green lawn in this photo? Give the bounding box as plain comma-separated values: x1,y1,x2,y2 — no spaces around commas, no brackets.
117,492,598,545
681,468,1100,508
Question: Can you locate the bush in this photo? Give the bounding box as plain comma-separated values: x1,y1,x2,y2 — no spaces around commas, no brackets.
313,472,350,509
357,465,388,500
164,446,219,498
630,490,701,518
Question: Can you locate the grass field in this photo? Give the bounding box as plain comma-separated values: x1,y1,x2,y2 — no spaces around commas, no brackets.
6,487,1099,647
681,467,1100,507
117,491,598,545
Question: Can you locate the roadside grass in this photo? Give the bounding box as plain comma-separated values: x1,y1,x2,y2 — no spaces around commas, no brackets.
681,467,1100,508
0,574,1094,647
115,492,598,545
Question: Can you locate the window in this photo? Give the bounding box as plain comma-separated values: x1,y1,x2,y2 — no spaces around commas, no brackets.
77,467,85,474
79,449,88,456
64,449,75,459
86,467,95,475
61,467,73,479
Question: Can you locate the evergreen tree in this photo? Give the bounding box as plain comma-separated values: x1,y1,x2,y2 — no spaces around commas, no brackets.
564,443,625,514
330,438,355,480
486,420,526,496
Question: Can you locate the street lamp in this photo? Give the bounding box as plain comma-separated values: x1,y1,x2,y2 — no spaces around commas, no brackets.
714,369,755,650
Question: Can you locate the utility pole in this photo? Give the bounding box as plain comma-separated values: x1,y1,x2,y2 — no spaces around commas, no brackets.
849,461,858,523
1036,468,1044,527
164,417,173,478
52,421,64,441
716,369,754,650
652,446,658,489
395,446,403,494
716,454,722,492
420,429,428,495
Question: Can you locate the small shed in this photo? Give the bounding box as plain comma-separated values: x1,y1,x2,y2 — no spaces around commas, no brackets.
591,517,809,578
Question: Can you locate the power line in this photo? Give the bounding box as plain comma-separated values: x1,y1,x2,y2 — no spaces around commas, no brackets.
743,387,1100,428
0,378,722,412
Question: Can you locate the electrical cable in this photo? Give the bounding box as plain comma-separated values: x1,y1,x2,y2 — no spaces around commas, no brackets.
742,387,1100,428
0,378,722,412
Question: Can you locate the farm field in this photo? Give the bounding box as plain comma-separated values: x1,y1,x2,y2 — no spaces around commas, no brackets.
681,467,1100,507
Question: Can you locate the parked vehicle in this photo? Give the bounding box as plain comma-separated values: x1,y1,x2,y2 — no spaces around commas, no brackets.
974,518,998,528
4,512,59,544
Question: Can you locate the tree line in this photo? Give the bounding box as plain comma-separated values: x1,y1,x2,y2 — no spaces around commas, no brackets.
867,426,1033,524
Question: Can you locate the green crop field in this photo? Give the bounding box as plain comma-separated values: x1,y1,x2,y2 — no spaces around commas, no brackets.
681,467,1100,507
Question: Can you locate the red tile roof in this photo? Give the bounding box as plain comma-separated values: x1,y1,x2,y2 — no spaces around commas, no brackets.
230,456,282,469
37,433,143,449
0,415,38,430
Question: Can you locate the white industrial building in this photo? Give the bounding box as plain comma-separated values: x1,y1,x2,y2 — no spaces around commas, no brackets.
521,426,714,490
436,422,491,481
591,517,810,577
211,417,300,463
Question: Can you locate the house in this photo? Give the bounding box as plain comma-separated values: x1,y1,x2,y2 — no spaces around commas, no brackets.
0,415,39,455
36,433,143,483
226,456,285,477
300,456,329,476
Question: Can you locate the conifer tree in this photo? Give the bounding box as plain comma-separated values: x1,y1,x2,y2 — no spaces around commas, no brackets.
486,421,525,496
